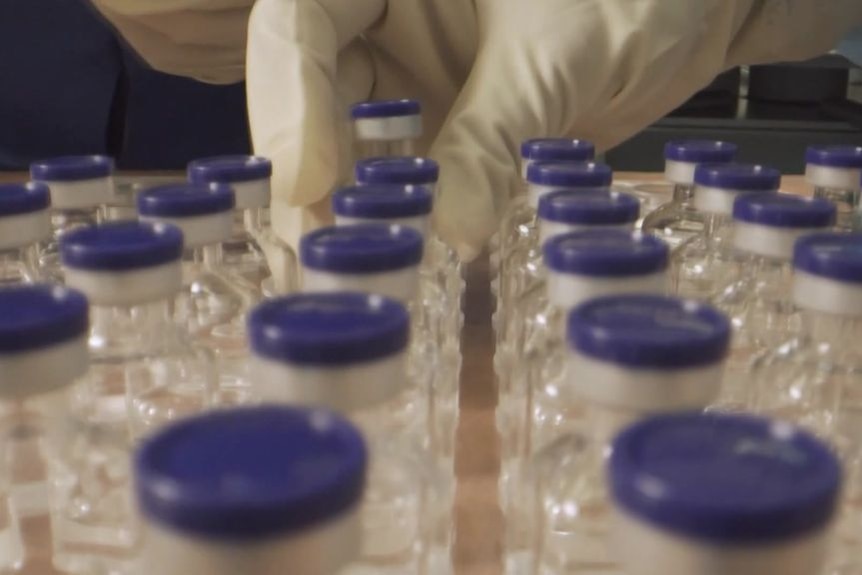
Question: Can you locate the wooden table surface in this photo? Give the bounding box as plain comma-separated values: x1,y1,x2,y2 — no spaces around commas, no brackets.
0,171,810,574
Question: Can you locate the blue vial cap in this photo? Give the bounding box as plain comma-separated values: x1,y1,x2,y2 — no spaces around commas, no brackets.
610,412,842,544
526,161,613,188
249,292,410,366
694,163,781,192
733,193,836,229
350,99,421,119
537,189,640,226
520,139,595,162
300,224,424,274
0,182,51,216
137,183,236,218
793,232,862,283
60,221,184,271
664,140,738,164
332,184,433,219
355,157,439,186
187,155,272,184
567,295,730,368
805,145,862,169
136,406,367,541
543,230,668,277
0,285,88,354
30,155,114,182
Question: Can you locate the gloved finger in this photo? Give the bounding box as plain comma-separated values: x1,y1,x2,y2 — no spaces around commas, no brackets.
247,0,385,210
429,10,566,262
261,42,374,252
429,0,740,262
90,1,251,83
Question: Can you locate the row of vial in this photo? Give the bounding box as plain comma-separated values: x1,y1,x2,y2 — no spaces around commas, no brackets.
492,136,862,574
1,282,846,575
0,99,465,574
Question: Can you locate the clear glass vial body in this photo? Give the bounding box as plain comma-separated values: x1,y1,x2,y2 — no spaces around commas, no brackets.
249,293,448,575
671,163,782,301
497,162,613,361
138,184,257,407
495,188,639,380
640,182,705,252
497,232,669,523
507,295,728,575
0,182,53,286
641,141,739,251
30,156,116,284
135,406,367,575
710,194,837,411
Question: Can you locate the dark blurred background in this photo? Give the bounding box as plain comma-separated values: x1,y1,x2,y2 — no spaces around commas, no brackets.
0,0,251,171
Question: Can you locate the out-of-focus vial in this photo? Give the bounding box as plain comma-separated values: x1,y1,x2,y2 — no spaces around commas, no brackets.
354,157,463,350
672,163,781,301
497,230,669,523
299,224,457,466
248,293,449,574
609,412,842,575
508,295,730,575
496,161,613,350
137,183,255,406
351,99,422,161
30,155,115,282
0,182,52,285
640,140,738,249
711,193,836,410
750,233,862,572
0,285,89,573
751,232,862,445
135,406,367,575
188,155,298,295
298,224,457,551
59,222,216,442
805,145,862,230
490,138,595,285
495,188,640,377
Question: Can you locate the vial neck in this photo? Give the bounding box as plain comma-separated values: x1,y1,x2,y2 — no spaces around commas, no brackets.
355,138,416,162
0,245,40,285
234,208,266,237
90,300,174,342
748,257,793,300
52,207,101,231
184,244,225,267
703,213,734,243
672,183,694,202
814,186,860,229
814,185,860,211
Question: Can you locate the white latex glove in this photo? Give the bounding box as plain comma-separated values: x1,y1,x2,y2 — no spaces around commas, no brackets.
93,0,862,260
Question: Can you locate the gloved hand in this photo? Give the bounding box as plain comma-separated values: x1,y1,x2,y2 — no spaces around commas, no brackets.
92,0,862,260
